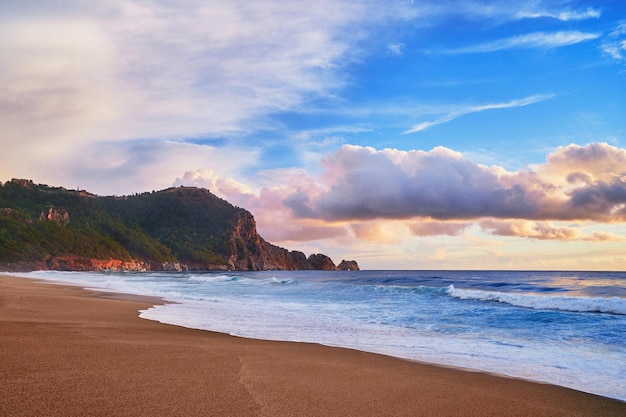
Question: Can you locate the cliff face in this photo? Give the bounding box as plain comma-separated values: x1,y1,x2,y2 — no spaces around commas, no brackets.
0,179,359,272
39,207,70,225
307,254,337,270
222,210,346,271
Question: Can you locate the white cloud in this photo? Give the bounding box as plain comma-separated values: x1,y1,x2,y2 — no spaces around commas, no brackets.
479,219,625,241
404,94,554,133
277,142,626,224
404,1,601,24
441,31,600,54
0,18,122,145
174,169,253,196
1,0,419,149
516,7,601,21
0,1,620,214
387,43,405,56
120,142,626,269
601,23,626,60
0,0,377,185
56,141,262,196
1,2,601,165
480,219,580,240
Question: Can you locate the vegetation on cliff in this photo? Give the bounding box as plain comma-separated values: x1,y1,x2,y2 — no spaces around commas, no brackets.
0,179,359,271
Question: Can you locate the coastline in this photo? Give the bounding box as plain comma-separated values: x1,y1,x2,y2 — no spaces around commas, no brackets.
1,274,624,416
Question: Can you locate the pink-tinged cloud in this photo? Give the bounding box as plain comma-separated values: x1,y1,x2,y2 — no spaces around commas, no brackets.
583,232,625,242
176,143,626,244
480,219,579,240
409,220,471,236
261,225,348,243
174,168,348,243
349,221,407,243
479,219,625,241
282,142,626,223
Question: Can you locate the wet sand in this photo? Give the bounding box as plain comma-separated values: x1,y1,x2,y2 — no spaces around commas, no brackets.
1,274,624,416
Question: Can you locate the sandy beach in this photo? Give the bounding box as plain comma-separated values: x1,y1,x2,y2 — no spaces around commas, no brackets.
1,275,624,417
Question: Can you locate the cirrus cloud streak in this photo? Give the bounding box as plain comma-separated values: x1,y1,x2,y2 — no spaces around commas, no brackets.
438,30,600,54
404,94,554,134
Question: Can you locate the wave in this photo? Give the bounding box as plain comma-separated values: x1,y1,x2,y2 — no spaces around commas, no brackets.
447,285,626,315
266,277,295,285
188,274,238,283
370,284,449,296
188,274,295,286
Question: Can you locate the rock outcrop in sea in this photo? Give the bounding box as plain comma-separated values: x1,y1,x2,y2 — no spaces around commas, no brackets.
337,260,360,271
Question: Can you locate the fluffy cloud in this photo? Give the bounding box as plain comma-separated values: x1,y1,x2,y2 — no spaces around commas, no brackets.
480,219,624,241
537,143,626,220
175,167,349,244
584,232,625,242
180,142,625,245
540,142,626,182
286,144,536,220
480,219,578,240
63,141,261,196
174,170,253,198
282,142,626,223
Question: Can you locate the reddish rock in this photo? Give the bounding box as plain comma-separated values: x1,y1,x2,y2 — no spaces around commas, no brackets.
307,254,337,270
39,207,70,225
337,260,360,271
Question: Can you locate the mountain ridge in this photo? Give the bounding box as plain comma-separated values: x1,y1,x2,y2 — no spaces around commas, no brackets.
0,179,359,272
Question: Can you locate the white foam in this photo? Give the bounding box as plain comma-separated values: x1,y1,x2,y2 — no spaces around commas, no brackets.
447,285,626,315
266,277,295,285
140,299,626,401
8,271,626,401
188,274,237,283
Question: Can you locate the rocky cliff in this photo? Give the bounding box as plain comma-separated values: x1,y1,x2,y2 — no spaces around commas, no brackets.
0,179,359,272
337,260,360,271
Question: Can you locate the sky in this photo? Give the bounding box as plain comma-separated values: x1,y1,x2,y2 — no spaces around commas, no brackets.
2,0,626,270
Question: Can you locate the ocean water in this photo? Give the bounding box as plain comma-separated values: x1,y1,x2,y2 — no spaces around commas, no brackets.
13,269,626,401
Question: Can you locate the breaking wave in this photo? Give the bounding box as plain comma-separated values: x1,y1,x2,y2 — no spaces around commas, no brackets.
447,285,626,315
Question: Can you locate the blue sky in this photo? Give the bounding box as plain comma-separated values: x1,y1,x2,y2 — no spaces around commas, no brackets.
2,0,626,269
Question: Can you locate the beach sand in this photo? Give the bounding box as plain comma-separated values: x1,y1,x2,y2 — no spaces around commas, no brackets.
1,275,624,417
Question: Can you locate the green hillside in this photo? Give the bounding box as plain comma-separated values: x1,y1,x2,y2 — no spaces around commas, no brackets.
0,179,358,272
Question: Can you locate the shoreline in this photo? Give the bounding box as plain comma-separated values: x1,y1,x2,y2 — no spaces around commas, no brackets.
1,274,624,416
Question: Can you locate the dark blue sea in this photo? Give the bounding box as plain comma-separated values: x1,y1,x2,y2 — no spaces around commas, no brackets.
16,270,626,400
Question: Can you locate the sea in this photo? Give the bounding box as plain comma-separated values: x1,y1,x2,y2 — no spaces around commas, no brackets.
12,269,626,401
